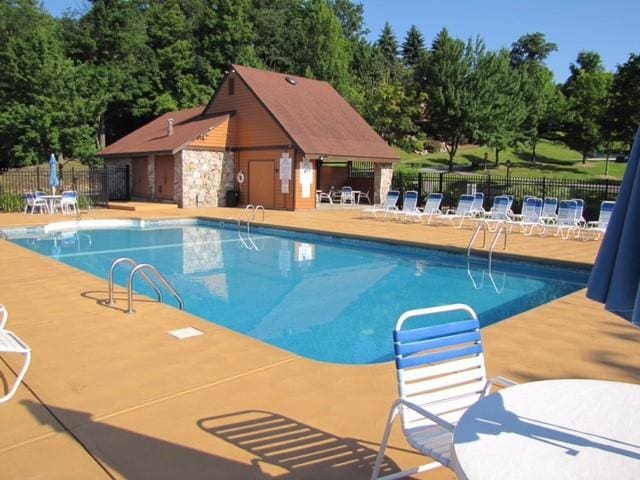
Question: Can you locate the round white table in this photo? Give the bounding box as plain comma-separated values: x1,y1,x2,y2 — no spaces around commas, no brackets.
452,379,640,480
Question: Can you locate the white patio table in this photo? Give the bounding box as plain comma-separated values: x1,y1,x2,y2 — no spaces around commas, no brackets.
40,195,62,214
452,379,640,480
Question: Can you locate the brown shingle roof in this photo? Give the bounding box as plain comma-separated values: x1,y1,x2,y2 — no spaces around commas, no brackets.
99,106,228,157
232,65,399,162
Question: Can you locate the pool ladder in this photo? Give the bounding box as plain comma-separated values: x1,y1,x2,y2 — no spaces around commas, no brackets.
237,204,264,234
107,257,184,314
467,220,508,268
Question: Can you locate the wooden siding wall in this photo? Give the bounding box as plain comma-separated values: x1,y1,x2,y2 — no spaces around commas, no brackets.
189,117,231,149
205,72,291,148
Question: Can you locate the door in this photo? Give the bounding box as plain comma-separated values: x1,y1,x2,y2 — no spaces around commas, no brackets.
132,157,149,198
249,160,275,208
154,155,175,201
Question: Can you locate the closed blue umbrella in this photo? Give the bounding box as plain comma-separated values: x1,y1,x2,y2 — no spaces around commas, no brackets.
587,127,640,326
49,153,59,195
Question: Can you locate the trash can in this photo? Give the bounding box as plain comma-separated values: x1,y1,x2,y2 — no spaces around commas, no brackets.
225,190,239,207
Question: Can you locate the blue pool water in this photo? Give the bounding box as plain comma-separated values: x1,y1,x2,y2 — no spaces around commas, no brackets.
8,220,590,364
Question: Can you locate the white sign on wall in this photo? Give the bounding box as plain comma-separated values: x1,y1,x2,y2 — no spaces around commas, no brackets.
279,152,292,181
300,160,313,198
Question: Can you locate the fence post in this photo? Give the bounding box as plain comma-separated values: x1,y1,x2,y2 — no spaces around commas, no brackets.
605,178,610,199
438,172,443,196
417,172,423,204
542,177,546,199
36,166,40,191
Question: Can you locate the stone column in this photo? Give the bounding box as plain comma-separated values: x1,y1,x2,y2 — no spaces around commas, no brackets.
374,163,393,204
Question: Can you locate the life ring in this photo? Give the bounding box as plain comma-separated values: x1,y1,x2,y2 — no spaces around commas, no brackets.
236,171,245,184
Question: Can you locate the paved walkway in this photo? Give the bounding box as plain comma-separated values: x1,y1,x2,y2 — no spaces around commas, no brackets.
0,206,638,479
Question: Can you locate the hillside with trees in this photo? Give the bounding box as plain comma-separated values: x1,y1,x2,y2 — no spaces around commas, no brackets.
0,0,638,171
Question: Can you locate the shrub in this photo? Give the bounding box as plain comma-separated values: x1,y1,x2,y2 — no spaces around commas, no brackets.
0,192,24,212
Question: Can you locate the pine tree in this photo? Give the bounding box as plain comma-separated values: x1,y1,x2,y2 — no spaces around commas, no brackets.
401,25,425,67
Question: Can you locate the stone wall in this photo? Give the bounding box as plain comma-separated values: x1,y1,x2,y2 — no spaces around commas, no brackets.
178,150,235,207
374,163,393,204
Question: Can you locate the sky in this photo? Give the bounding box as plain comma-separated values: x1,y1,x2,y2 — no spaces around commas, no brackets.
42,0,640,82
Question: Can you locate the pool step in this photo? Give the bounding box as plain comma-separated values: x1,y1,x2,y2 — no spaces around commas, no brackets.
108,201,178,212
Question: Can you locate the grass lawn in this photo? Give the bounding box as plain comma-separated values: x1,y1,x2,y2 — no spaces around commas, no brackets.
396,140,627,180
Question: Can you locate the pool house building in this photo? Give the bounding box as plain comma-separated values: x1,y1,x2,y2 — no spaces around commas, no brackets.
98,64,400,210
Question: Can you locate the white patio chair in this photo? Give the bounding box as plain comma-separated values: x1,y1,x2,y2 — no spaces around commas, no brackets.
435,194,475,228
543,200,579,239
23,192,49,215
508,197,544,235
580,200,615,240
0,305,31,404
404,193,443,224
370,304,516,480
361,190,400,219
56,190,78,214
339,186,356,205
357,189,371,204
393,191,420,221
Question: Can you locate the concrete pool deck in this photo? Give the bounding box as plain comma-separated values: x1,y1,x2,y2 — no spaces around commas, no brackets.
1,206,639,479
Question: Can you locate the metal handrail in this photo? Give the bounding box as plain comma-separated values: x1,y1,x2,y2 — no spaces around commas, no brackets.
237,204,255,230
467,221,488,256
107,257,162,306
127,263,184,314
488,222,508,267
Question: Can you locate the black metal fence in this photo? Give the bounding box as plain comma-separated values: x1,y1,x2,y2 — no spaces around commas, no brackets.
392,172,621,222
0,166,130,208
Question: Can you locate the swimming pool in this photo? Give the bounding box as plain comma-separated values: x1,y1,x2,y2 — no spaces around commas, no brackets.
7,219,590,364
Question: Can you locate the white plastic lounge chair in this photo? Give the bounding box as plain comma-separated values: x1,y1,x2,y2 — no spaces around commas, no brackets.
393,191,420,221
509,197,544,235
361,190,400,219
370,304,516,480
436,194,475,228
543,200,579,239
0,305,31,404
340,186,356,205
580,201,615,240
469,192,485,217
570,198,586,227
539,197,558,224
24,192,49,214
404,193,443,224
476,195,510,231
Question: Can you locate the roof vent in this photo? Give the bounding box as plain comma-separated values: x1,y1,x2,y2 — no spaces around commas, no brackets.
167,118,174,136
285,76,297,85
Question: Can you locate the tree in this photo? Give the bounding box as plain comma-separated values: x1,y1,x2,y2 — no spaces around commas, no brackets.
608,53,640,149
471,49,526,165
563,51,612,162
301,0,352,95
509,32,558,66
376,21,400,80
401,25,425,67
0,0,94,167
510,32,559,161
418,28,475,170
